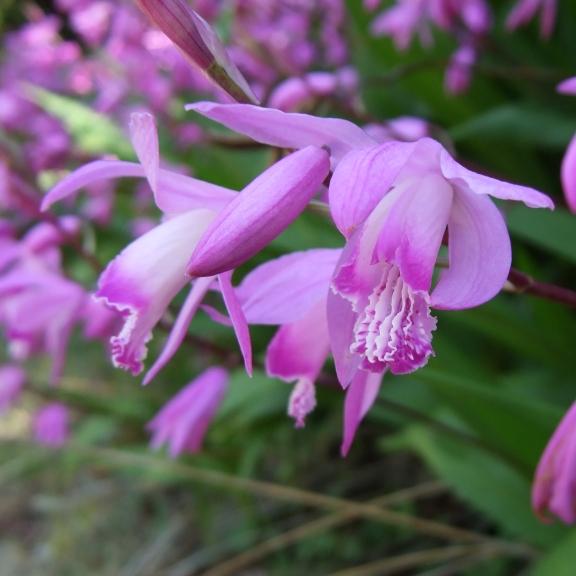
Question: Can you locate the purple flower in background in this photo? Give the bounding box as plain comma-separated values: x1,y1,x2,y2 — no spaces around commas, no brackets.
506,0,557,39
33,403,70,448
0,365,26,413
147,367,229,457
533,401,576,524
558,77,576,213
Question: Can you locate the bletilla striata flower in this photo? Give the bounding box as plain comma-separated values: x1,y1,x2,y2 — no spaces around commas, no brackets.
147,367,229,457
187,102,553,454
533,401,576,524
33,403,70,448
558,77,576,213
44,113,329,382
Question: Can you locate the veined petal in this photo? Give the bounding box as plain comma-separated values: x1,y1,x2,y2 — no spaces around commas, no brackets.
187,147,330,276
374,173,453,292
42,158,236,215
561,134,576,213
96,210,215,375
329,141,416,237
266,300,330,427
143,276,216,386
431,187,511,310
341,370,383,457
219,271,252,376
440,149,554,209
186,102,376,161
237,249,341,325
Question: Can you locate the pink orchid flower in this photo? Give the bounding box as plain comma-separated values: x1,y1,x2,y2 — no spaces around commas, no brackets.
0,364,26,413
187,102,552,454
43,113,329,382
558,77,576,213
533,401,576,524
506,0,557,39
147,367,228,457
33,403,70,448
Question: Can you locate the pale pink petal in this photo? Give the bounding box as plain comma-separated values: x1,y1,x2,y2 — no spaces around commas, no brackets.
187,147,330,276
42,158,235,215
129,112,159,193
431,187,511,310
327,284,362,389
341,370,383,456
143,276,216,385
266,300,330,427
96,210,215,375
237,249,341,325
329,141,416,237
561,134,576,213
557,77,576,96
440,149,554,209
186,101,376,161
219,271,252,376
374,173,453,292
41,160,145,210
147,367,229,457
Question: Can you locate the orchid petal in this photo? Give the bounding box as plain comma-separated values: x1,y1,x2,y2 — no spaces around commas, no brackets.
96,210,215,375
186,101,376,161
237,249,341,325
266,300,330,427
440,150,554,209
147,367,229,457
42,158,235,215
329,141,416,237
558,77,576,96
374,173,453,292
327,285,361,389
431,187,511,310
341,370,383,457
129,112,159,193
219,271,252,376
143,276,215,386
41,160,144,210
561,134,576,213
187,147,330,276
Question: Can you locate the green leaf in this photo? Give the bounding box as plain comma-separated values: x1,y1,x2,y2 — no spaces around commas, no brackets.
532,530,576,575
507,205,576,266
450,105,576,150
404,425,567,547
217,370,286,426
416,368,562,472
27,86,133,159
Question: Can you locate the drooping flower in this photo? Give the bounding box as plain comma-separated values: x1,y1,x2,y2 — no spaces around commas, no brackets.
506,0,557,39
147,367,229,457
532,401,576,524
44,112,329,381
33,403,70,448
0,365,26,413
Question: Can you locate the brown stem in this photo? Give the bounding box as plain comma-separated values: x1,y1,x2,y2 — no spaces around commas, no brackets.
507,268,576,309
